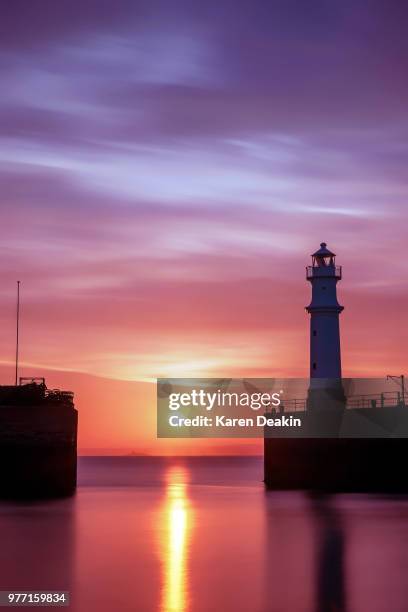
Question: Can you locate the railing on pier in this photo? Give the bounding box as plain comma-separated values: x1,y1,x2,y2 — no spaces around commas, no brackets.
267,398,307,413
266,391,406,414
346,391,405,410
45,388,74,406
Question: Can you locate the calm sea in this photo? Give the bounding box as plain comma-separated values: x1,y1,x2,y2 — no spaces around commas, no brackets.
1,457,408,612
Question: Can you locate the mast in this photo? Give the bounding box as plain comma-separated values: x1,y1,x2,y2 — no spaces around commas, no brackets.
15,280,20,386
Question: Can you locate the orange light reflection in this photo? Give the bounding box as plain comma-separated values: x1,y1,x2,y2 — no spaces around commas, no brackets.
159,465,193,612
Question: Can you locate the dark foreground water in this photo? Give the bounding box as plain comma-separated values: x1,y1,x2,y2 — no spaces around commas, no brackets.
1,457,408,612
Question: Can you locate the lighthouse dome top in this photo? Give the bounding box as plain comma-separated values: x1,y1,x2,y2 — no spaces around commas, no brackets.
311,242,336,258
306,242,342,280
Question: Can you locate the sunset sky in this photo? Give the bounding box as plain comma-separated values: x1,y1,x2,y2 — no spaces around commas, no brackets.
0,1,407,453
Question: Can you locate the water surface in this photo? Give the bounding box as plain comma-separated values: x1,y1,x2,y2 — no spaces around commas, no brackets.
1,457,408,611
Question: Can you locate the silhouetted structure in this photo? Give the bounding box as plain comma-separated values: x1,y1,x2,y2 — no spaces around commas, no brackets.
264,243,408,492
0,379,77,499
306,243,346,411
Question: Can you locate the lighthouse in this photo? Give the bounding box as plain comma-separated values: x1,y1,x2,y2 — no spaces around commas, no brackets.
306,243,345,407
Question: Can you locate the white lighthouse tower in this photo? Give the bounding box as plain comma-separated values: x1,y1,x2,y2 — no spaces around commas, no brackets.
306,243,345,407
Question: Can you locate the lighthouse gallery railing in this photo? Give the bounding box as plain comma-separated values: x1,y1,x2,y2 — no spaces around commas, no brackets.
306,265,342,279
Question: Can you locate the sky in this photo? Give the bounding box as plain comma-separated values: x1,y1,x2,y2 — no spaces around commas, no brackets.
0,1,407,453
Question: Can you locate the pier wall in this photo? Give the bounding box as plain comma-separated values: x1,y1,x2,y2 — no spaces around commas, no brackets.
264,437,408,492
0,404,77,499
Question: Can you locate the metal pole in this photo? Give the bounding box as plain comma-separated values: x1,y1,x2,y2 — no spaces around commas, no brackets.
15,281,20,386
402,375,406,407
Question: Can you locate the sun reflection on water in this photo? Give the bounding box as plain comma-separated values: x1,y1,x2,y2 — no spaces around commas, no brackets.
159,465,193,612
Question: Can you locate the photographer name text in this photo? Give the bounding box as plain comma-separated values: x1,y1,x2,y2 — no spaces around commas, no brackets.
168,415,302,428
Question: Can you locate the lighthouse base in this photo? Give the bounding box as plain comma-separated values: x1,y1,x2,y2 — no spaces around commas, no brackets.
307,382,346,412
264,437,408,493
